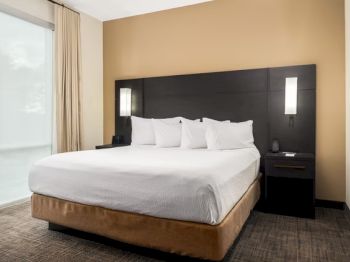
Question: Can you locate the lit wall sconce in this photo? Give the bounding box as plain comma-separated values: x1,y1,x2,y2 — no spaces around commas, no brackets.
120,88,132,116
285,77,297,127
285,77,298,115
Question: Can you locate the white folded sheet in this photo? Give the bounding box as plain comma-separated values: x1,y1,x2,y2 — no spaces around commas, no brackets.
29,146,260,225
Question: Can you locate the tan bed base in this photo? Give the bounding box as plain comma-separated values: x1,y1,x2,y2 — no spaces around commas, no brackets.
31,177,260,261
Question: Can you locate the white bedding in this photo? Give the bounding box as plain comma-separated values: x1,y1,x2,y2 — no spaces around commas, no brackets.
29,146,260,225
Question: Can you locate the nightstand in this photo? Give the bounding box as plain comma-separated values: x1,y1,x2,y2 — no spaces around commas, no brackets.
264,152,315,218
95,144,129,149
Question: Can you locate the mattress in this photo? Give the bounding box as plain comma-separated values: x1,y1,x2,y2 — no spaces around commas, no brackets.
29,146,260,225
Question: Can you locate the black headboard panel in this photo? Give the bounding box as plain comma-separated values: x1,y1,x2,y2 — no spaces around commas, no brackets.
142,69,269,154
268,65,316,153
115,64,316,156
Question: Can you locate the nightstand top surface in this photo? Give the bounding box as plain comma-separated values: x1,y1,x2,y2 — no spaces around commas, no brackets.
265,152,315,160
96,144,129,149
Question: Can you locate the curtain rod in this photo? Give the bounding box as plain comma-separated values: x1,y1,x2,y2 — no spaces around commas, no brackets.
47,0,79,14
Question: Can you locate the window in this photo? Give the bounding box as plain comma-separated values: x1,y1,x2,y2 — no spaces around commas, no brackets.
0,11,53,206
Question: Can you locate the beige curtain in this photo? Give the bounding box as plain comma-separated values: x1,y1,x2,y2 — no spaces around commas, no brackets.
55,5,81,153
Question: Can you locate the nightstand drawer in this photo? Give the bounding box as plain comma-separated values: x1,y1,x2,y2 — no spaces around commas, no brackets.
266,160,314,179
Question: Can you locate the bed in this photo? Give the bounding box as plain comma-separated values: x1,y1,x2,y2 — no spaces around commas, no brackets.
30,65,315,260
30,145,261,260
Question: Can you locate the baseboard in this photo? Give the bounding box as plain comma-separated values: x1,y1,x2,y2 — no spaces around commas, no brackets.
345,203,350,213
315,199,345,210
0,197,30,210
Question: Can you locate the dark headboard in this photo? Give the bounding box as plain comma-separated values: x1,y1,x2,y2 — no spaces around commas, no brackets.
115,64,316,157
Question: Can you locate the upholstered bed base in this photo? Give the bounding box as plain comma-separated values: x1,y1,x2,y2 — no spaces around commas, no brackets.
31,177,260,261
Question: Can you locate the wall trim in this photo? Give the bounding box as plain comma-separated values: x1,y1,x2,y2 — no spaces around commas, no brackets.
315,199,345,210
0,2,54,30
0,197,30,210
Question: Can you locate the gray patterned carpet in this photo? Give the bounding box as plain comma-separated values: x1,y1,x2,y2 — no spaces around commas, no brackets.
0,202,350,262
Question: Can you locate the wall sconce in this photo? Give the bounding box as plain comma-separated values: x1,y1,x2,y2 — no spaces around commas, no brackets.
285,77,298,114
120,88,132,116
285,77,297,127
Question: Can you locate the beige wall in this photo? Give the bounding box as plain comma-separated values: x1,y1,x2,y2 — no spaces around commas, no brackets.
104,0,345,201
346,0,350,207
80,13,104,150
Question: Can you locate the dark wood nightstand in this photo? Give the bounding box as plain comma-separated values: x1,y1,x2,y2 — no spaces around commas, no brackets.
264,152,315,218
95,144,129,149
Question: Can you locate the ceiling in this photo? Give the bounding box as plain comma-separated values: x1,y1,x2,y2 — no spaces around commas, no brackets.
62,0,211,21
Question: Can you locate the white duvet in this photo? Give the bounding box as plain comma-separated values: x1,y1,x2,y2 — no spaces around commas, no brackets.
29,146,260,225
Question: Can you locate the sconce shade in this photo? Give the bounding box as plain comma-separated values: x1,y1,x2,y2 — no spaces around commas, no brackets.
120,88,132,116
285,77,298,115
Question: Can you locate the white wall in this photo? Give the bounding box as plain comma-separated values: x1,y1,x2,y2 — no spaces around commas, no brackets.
80,13,103,149
0,0,104,151
346,0,350,208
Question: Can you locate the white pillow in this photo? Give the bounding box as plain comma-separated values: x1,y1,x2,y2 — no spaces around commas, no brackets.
152,119,182,147
206,120,254,150
202,118,230,124
181,119,206,149
131,116,181,145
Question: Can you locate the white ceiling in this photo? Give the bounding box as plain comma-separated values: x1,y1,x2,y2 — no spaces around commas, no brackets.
62,0,211,21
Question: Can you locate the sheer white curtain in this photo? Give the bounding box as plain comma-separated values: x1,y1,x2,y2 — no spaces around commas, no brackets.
0,11,53,205
55,5,82,153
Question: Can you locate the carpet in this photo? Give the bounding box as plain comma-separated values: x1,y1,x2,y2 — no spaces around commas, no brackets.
0,202,350,261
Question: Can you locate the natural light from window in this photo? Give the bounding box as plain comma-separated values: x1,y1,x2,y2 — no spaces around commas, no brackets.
0,11,53,206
